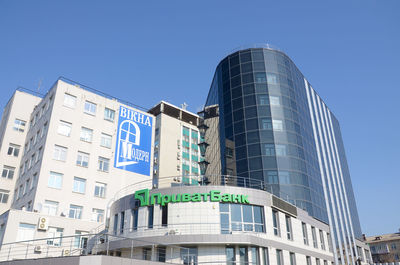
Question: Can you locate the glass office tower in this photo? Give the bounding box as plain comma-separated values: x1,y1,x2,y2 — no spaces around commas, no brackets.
202,46,362,265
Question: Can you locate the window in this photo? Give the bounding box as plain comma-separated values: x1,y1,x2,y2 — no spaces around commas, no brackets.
7,143,20,157
84,101,97,115
262,248,269,265
100,133,112,148
143,248,152,261
148,206,154,228
270,96,280,106
276,249,283,265
131,208,139,231
24,179,29,194
226,147,234,158
104,108,115,121
92,208,104,222
47,227,63,246
261,118,272,130
275,144,287,156
161,205,168,227
74,230,89,248
69,205,83,219
302,222,309,245
80,127,93,142
290,252,296,265
53,145,67,161
48,172,63,189
94,182,106,198
239,247,248,265
43,200,59,216
267,73,278,84
319,230,325,250
73,177,86,194
219,203,265,233
76,151,89,167
306,256,312,265
272,119,283,131
57,121,72,136
41,122,47,138
98,157,110,172
157,246,166,262
251,247,260,265
2,166,15,179
16,223,35,241
13,119,26,132
226,247,236,265
286,215,293,240
264,144,275,156
0,189,9,203
64,93,77,108
258,95,269,105
311,226,318,248
316,258,321,265
272,210,280,236
18,184,23,198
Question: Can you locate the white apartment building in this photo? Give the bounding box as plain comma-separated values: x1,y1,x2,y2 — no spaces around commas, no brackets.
0,89,42,214
148,101,202,188
0,78,155,247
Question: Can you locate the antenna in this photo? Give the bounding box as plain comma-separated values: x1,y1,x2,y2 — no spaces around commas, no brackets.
181,102,188,110
37,78,43,91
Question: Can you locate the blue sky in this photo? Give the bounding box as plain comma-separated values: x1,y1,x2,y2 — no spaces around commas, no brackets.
0,1,399,236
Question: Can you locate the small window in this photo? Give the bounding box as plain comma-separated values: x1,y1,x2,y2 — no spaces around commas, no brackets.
104,108,115,121
57,121,72,137
275,144,287,156
276,249,283,265
286,215,293,240
64,93,77,108
92,208,104,222
13,119,26,132
73,177,86,194
272,119,283,131
302,222,309,245
270,96,280,106
261,118,272,130
100,133,112,148
2,166,15,179
272,210,280,236
48,171,63,189
16,223,35,241
84,101,97,115
53,145,67,161
80,127,93,142
320,230,326,250
47,227,63,246
76,151,89,167
7,143,20,157
98,157,110,172
0,189,10,203
42,200,59,216
69,205,83,219
94,182,106,198
267,73,278,84
311,226,318,248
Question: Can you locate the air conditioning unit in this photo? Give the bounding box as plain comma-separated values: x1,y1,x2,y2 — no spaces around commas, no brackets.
168,229,179,235
37,216,49,231
34,245,42,253
62,249,70,256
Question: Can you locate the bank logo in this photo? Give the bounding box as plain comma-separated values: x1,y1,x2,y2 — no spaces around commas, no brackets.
114,106,153,176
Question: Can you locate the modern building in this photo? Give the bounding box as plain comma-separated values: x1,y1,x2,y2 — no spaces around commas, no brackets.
364,232,400,263
0,89,42,214
104,177,337,265
200,46,365,265
148,101,202,188
0,78,155,249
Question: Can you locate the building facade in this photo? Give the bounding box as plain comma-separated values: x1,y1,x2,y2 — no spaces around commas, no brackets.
0,78,155,249
105,181,338,265
149,101,202,188
202,47,363,265
364,233,400,263
0,89,42,214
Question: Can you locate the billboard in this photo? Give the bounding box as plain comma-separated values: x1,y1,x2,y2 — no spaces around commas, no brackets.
114,105,153,176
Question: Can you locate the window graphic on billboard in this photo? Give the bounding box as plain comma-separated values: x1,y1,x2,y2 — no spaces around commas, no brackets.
114,106,153,176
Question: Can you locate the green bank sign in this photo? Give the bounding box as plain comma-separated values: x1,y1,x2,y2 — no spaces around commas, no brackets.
134,189,250,206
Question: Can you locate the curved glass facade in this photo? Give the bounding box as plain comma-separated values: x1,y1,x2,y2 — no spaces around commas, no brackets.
205,48,327,223
204,48,363,249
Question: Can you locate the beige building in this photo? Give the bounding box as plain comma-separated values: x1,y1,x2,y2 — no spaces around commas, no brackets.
0,78,155,248
0,89,42,214
148,101,201,188
364,232,400,263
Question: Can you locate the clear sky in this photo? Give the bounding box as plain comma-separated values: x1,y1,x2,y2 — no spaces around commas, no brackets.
0,0,399,236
